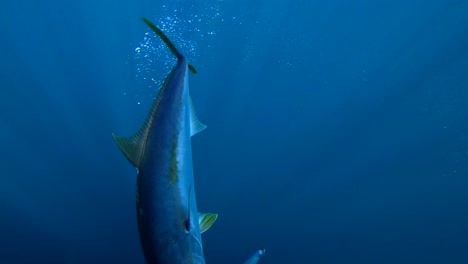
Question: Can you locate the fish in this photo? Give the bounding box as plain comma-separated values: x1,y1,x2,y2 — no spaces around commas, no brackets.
244,248,266,264
112,17,210,264
112,17,265,264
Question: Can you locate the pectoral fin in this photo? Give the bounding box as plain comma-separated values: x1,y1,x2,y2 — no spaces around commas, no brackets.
198,213,218,233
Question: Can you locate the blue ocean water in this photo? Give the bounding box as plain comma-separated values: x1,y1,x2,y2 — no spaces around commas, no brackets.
1,0,468,263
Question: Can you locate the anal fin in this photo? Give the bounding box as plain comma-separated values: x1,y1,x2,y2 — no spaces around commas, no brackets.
189,96,207,136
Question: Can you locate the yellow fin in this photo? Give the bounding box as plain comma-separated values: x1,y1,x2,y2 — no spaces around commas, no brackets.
112,69,165,169
188,64,197,75
198,213,218,233
189,96,207,136
112,132,146,169
141,17,197,76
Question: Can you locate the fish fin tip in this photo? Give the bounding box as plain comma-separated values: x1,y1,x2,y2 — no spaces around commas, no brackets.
198,213,218,233
188,64,197,75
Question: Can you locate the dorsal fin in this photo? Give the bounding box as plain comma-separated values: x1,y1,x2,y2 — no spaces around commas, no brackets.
112,132,146,169
141,17,198,75
112,75,166,169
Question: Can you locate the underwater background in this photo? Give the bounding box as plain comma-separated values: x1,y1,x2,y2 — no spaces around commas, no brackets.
1,0,468,263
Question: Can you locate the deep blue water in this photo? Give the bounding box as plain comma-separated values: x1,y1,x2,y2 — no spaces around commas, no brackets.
1,0,468,263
